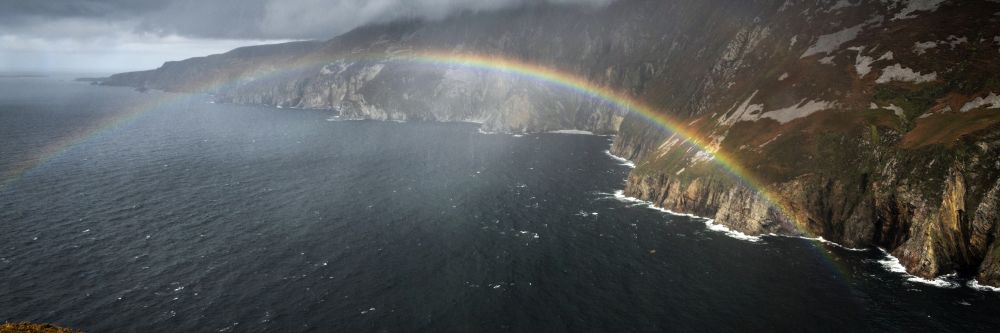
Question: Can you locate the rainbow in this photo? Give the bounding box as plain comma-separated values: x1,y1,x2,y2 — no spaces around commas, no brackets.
5,49,813,238
2,48,864,284
409,51,806,226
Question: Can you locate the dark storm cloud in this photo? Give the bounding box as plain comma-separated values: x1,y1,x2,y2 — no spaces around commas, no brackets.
0,0,613,40
0,0,264,39
0,0,611,72
0,0,163,20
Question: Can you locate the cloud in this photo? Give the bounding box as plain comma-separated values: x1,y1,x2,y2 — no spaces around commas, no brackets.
0,0,612,72
0,32,292,73
258,0,611,39
1,0,614,40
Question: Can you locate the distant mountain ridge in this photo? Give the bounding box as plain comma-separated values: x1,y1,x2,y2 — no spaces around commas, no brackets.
103,0,1000,287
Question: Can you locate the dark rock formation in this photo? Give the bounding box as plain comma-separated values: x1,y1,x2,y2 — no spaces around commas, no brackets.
0,322,81,333
102,0,1000,286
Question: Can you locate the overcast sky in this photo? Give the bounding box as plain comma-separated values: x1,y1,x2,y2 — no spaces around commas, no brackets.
0,0,612,73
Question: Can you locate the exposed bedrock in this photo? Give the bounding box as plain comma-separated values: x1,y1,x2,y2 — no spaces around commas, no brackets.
103,0,1000,285
615,134,1000,283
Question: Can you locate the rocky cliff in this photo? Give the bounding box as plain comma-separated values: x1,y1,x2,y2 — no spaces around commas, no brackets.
102,0,1000,286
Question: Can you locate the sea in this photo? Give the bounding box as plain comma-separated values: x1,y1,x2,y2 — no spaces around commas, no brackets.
1,76,999,332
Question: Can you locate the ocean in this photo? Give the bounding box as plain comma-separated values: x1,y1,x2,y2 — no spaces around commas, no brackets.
1,77,998,332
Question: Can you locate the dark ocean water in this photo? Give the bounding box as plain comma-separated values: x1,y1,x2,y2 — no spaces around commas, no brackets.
1,77,999,332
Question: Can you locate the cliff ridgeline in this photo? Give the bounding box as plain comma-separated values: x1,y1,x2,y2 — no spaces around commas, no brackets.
103,0,1000,287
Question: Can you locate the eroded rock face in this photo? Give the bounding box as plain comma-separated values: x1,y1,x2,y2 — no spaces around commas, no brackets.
103,0,1000,285
972,179,1000,284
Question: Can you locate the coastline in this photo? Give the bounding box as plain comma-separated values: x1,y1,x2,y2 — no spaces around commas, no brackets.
877,249,962,289
600,151,1000,292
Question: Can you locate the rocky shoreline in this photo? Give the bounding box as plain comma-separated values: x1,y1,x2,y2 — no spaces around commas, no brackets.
614,132,1000,287
100,0,1000,287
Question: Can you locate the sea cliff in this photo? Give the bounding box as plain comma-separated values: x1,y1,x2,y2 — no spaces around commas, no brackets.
102,0,1000,286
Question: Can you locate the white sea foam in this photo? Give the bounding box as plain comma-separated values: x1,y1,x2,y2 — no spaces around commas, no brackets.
476,128,522,136
604,150,636,168
547,129,595,135
968,279,1000,292
609,190,644,203
702,219,763,242
610,190,762,242
877,248,960,288
816,236,867,251
778,235,869,251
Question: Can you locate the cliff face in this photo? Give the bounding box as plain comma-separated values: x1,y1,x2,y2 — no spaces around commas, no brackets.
103,0,1000,285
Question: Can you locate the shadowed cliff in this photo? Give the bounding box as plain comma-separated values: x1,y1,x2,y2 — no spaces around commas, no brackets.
102,0,1000,286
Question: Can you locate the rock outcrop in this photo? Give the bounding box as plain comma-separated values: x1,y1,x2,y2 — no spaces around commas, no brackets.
102,0,1000,286
0,322,81,333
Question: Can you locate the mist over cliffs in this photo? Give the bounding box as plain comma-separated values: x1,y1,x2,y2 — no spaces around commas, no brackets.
103,0,1000,286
